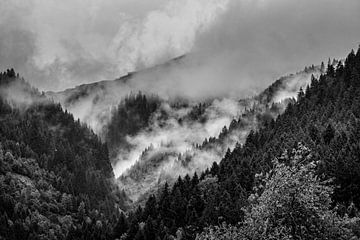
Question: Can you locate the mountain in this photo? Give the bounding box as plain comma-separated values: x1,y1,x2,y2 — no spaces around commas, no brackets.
0,45,360,239
110,64,326,204
111,48,360,239
47,56,326,205
3,47,358,240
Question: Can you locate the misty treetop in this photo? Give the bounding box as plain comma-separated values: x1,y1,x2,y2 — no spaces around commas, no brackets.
105,92,162,160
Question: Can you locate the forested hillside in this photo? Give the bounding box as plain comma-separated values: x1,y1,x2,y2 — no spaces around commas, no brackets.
0,71,126,239
113,48,360,239
110,63,321,207
105,93,161,160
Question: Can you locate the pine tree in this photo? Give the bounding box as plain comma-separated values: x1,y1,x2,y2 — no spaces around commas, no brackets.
144,216,156,240
323,123,335,144
113,212,128,238
144,195,157,219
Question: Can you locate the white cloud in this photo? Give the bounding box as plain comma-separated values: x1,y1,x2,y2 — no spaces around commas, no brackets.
110,0,229,72
0,0,229,91
2,0,360,93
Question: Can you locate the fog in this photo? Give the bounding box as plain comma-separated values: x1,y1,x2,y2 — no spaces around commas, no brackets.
0,0,228,91
1,0,359,94
115,97,259,201
113,98,244,177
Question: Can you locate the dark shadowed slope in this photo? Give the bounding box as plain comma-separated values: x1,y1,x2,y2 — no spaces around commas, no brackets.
0,71,129,239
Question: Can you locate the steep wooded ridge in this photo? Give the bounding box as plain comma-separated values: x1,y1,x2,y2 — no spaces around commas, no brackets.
112,49,360,239
0,71,128,239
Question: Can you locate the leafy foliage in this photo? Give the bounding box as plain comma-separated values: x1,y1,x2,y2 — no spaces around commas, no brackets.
197,144,359,240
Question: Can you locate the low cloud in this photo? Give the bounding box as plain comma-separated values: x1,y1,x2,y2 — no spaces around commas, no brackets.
3,0,359,95
188,0,360,95
0,0,228,91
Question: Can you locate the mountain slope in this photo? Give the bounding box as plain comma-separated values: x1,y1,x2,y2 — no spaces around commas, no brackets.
112,64,325,203
48,58,325,204
0,71,127,239
114,48,360,240
47,55,187,134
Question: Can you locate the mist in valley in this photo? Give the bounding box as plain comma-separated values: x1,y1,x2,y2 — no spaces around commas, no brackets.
2,0,360,201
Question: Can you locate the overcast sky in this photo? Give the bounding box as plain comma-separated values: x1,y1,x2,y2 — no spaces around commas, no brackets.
0,0,360,92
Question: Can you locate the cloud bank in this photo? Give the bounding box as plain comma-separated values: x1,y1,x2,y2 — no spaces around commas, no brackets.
187,0,360,95
2,0,360,95
0,0,228,91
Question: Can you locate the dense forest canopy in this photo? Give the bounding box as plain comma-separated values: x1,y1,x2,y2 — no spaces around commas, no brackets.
0,71,127,239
